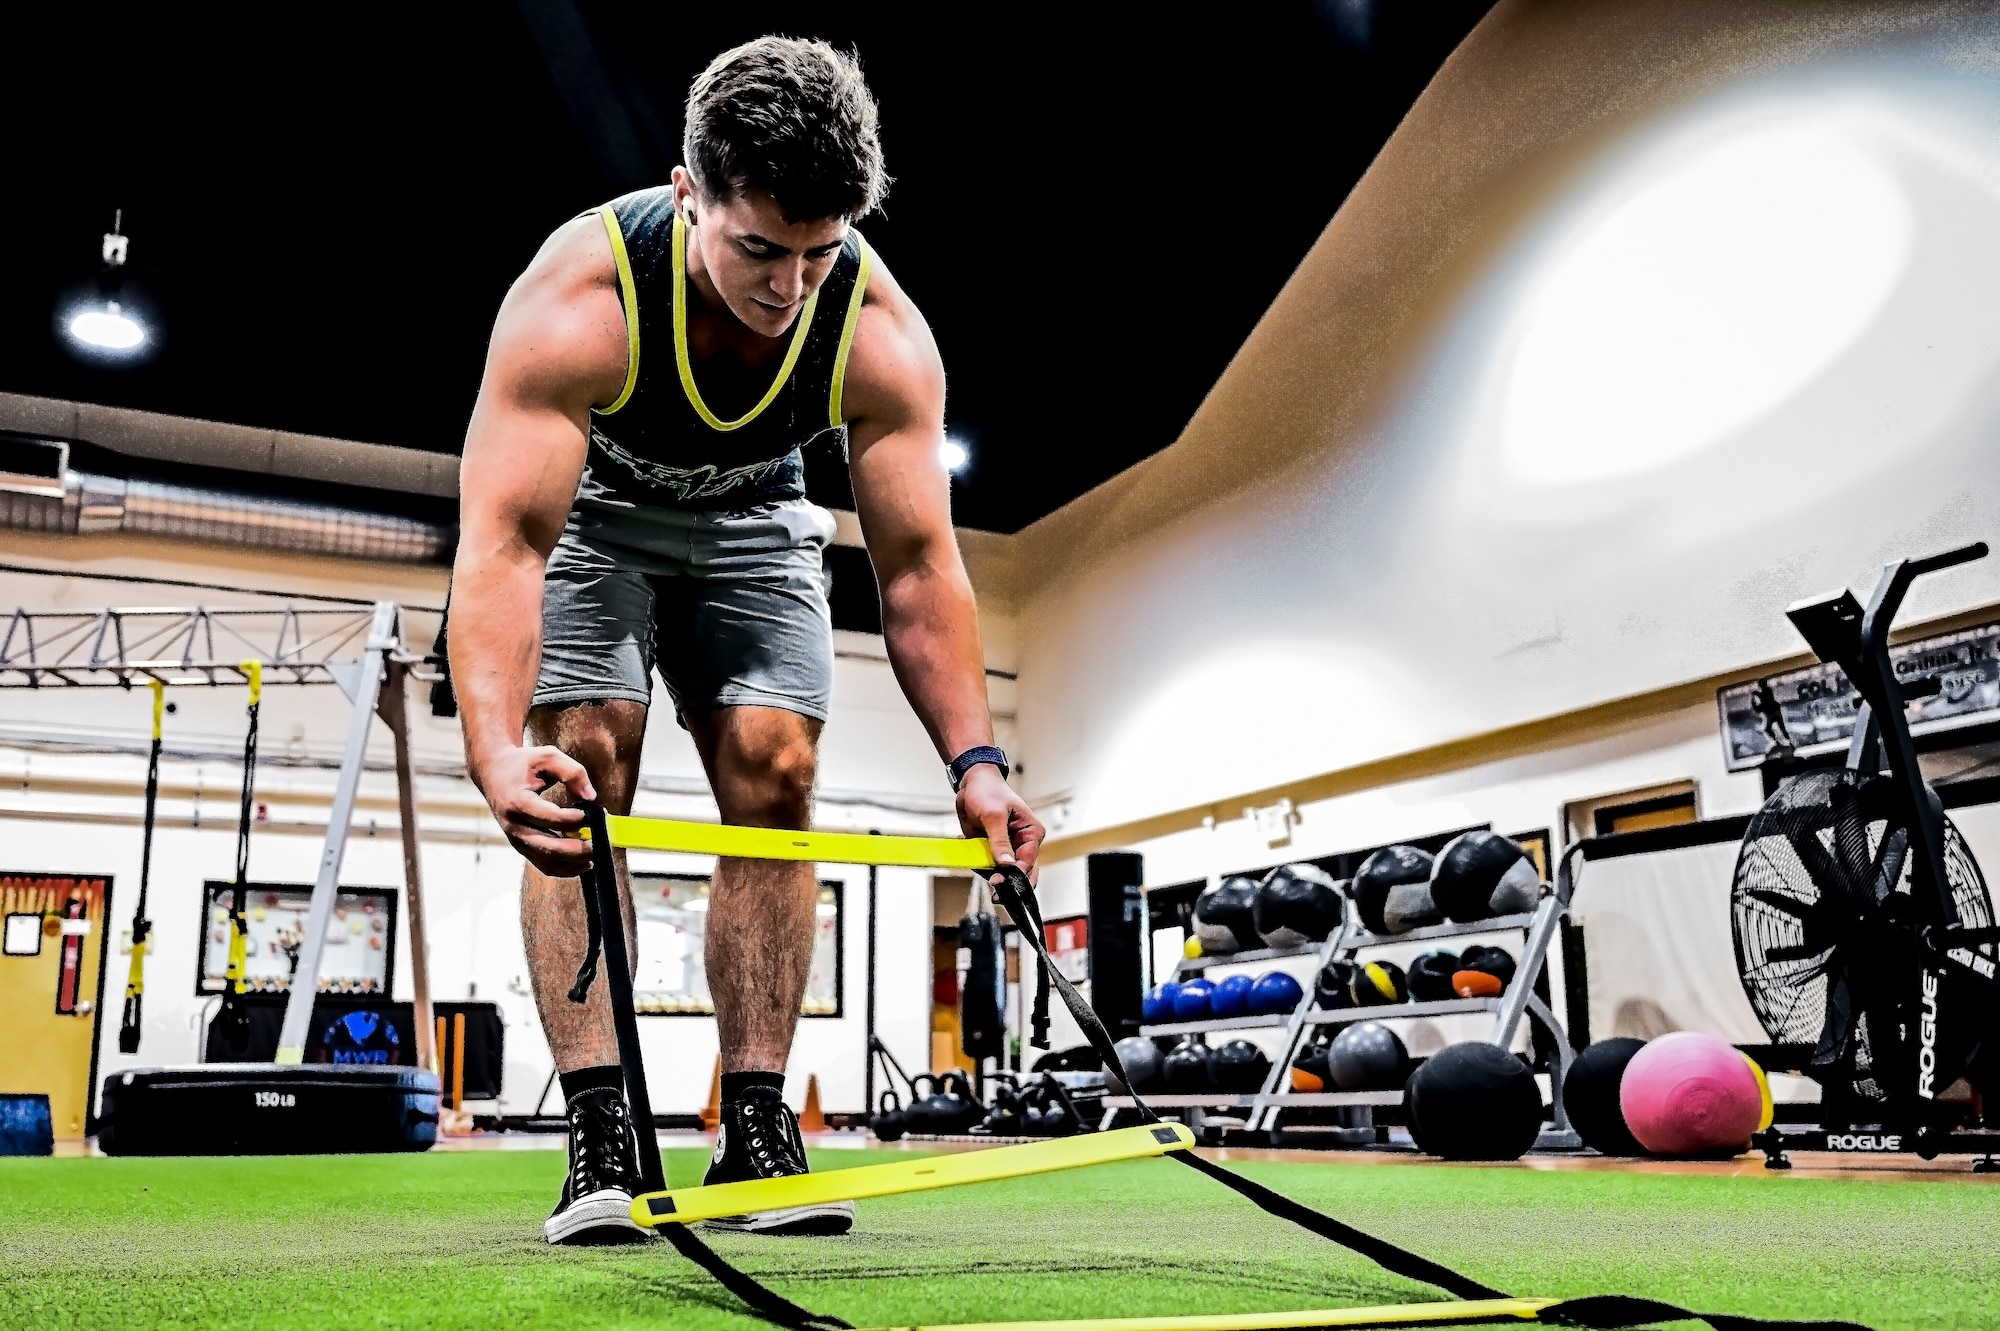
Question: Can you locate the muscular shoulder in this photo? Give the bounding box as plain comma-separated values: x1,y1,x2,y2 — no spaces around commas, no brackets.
486,213,630,414
840,249,944,432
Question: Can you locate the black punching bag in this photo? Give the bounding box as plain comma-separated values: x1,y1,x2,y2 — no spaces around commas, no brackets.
1088,852,1145,1039
959,910,1005,1061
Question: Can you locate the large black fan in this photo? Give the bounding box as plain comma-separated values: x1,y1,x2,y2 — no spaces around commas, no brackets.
1732,768,1992,1108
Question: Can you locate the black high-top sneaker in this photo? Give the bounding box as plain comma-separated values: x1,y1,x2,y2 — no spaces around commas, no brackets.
544,1086,655,1245
703,1084,854,1235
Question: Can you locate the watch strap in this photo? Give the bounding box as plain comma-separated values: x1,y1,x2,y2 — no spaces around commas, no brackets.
947,745,1009,791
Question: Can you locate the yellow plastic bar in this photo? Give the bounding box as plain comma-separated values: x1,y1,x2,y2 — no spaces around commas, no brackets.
862,1301,1558,1331
602,813,997,870
149,677,165,740
633,1122,1194,1227
240,657,262,705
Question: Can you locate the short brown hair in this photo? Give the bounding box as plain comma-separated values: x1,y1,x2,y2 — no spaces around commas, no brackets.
683,37,889,223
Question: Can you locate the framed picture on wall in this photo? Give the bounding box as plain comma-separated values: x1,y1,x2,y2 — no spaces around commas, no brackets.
195,882,398,996
1042,914,1089,984
630,873,843,1017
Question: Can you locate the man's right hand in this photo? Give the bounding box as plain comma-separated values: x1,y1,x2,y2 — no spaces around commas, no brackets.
473,744,598,877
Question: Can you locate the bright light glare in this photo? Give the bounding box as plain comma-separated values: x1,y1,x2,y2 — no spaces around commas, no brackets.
939,438,970,473
69,304,146,351
1499,115,1911,486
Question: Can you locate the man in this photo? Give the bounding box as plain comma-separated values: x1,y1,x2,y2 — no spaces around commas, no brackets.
452,37,1042,1244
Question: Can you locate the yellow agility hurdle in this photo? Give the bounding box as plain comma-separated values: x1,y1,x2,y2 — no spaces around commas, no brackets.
635,1123,1193,1226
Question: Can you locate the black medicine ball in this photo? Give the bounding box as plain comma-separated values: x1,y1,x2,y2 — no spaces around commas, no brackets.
1407,949,1462,1002
1430,831,1541,923
1327,1021,1408,1091
1163,1040,1215,1093
1315,959,1358,1010
1561,1038,1647,1156
1253,863,1344,948
1381,878,1442,934
1112,1036,1166,1095
1351,846,1434,936
1458,945,1517,990
1403,1041,1543,1161
1193,876,1262,954
1349,959,1407,1007
1213,1039,1273,1094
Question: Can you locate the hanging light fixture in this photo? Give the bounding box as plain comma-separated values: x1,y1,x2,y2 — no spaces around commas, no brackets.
59,210,154,363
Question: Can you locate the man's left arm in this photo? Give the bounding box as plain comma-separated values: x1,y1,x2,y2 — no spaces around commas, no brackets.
842,259,1043,879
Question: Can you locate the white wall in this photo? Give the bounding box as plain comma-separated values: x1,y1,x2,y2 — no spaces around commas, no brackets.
1011,14,2000,848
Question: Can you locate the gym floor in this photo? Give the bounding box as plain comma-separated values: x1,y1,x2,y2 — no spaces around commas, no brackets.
4,1140,1995,1331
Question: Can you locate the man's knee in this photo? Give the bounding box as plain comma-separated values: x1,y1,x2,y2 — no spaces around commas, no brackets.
527,700,647,813
720,726,818,828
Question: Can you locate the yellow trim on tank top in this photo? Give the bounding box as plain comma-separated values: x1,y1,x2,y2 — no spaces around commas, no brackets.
596,205,641,415
673,211,820,432
828,237,874,428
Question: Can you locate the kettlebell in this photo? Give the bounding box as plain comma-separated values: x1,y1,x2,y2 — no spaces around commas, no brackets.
869,1089,907,1143
930,1069,980,1131
979,1082,1026,1136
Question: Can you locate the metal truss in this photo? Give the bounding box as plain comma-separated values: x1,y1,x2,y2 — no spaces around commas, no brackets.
0,605,428,688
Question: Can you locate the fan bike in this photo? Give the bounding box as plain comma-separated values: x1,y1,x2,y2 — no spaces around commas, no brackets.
1732,543,2000,1165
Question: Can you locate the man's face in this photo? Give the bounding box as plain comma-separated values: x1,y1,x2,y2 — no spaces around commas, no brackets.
672,167,848,338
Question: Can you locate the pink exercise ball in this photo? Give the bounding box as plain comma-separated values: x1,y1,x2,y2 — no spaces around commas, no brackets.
1618,1031,1763,1157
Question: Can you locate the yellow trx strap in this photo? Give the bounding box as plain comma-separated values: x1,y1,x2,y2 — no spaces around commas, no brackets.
122,679,167,1003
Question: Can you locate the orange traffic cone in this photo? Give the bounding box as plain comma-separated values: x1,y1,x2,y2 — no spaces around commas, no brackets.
799,1073,827,1134
699,1056,722,1133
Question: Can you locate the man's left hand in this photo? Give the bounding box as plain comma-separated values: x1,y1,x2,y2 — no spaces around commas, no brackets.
956,765,1044,884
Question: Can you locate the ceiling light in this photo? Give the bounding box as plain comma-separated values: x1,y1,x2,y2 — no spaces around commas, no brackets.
939,438,970,473
69,303,145,351
59,209,156,364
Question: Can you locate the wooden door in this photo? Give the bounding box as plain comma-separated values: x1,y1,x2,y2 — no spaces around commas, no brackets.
0,874,112,1141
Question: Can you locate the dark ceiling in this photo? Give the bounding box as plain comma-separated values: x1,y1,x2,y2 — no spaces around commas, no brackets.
1,2,1493,532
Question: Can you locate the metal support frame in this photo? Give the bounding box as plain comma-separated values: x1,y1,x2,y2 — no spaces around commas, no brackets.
1104,867,1578,1145
0,599,439,1074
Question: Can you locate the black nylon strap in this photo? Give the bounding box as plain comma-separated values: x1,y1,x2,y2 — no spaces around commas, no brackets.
655,1224,851,1331
1537,1295,1872,1330
567,843,604,1004
1169,1151,1505,1301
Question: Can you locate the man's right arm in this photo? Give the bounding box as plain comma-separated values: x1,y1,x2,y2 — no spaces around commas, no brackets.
452,215,629,875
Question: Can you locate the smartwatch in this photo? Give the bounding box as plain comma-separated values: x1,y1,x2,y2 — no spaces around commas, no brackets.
947,745,1009,792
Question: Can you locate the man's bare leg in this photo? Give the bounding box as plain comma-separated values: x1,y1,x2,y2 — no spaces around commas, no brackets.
682,704,849,1233
686,705,823,1074
520,700,646,1073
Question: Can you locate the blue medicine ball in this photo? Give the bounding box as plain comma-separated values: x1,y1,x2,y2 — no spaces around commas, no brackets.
1209,972,1256,1019
1143,982,1183,1025
1248,970,1305,1016
1171,977,1216,1021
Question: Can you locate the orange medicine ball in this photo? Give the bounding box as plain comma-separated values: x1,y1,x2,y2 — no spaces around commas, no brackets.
1452,969,1504,999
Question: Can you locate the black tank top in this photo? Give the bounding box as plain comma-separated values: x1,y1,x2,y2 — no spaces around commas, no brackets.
578,186,873,513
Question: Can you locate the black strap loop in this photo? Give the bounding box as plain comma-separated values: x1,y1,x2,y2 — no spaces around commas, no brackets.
567,847,604,1004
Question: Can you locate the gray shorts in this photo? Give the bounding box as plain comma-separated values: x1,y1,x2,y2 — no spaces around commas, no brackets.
533,499,837,721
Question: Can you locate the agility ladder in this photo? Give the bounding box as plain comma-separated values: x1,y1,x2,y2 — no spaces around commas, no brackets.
573,808,1872,1331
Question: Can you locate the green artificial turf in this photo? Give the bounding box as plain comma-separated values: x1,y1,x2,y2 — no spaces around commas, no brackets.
2,1145,1997,1331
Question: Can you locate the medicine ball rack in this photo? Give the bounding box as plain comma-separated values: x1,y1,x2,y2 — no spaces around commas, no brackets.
1100,873,1578,1147
0,600,448,1150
